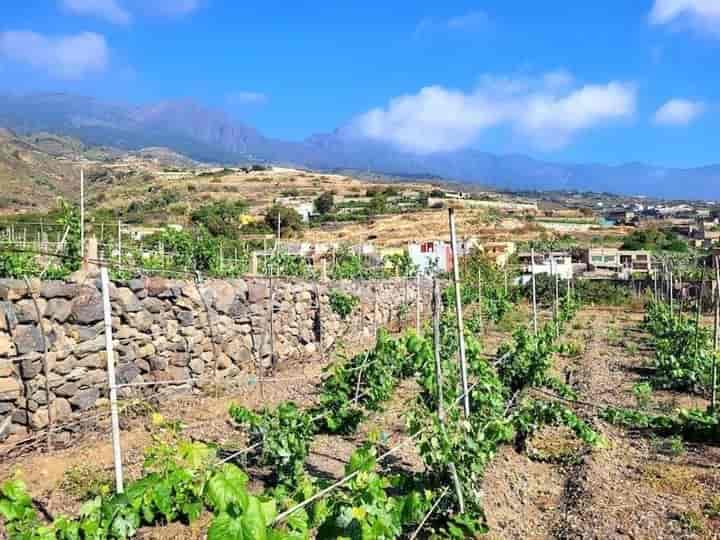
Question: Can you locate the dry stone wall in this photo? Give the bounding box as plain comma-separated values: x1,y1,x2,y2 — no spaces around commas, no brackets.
0,276,426,441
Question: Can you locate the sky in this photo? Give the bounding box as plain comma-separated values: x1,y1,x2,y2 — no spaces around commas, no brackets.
0,0,719,168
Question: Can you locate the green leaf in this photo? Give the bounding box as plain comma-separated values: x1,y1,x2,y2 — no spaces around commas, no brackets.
206,464,250,514
242,497,268,540
208,513,246,540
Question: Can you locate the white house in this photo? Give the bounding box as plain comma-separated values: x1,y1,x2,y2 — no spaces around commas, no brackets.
517,251,573,284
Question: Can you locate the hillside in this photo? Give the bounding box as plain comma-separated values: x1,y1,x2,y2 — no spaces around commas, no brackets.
2,92,720,200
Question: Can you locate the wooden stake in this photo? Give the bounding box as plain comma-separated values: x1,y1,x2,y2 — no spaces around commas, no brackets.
416,272,421,335
448,209,470,418
432,278,465,513
101,267,124,494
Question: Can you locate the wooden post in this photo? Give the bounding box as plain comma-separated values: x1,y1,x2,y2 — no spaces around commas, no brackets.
432,278,465,513
80,168,85,258
448,209,470,418
530,248,538,335
101,267,124,494
432,279,444,419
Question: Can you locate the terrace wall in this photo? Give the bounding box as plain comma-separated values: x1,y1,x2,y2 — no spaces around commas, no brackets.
0,276,426,440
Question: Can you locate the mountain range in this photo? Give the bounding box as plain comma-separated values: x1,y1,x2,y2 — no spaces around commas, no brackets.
2,92,719,201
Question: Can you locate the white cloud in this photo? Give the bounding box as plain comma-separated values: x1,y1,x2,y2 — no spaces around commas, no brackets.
416,10,488,35
227,91,268,106
654,98,705,125
0,31,109,79
650,0,720,35
61,0,131,24
352,72,636,153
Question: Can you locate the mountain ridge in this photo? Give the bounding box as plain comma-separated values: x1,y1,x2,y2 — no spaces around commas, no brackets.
2,92,719,200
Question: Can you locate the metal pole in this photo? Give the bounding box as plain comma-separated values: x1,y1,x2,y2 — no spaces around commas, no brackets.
101,267,124,494
531,248,538,335
448,209,470,418
80,168,85,258
713,256,719,412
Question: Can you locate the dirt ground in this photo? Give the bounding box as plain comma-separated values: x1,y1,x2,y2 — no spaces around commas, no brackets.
482,307,720,540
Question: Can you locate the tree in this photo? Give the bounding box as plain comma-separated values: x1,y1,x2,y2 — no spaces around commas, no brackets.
366,194,387,216
621,228,688,253
264,205,304,237
190,200,248,237
314,191,334,215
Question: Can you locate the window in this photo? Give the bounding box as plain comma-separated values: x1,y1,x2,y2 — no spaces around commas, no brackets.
420,242,434,253
604,256,616,262
592,256,603,262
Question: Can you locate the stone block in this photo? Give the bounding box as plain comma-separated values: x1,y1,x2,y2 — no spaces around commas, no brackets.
15,299,46,324
148,355,168,371
71,293,104,324
0,301,17,332
69,388,100,410
54,382,78,398
30,408,49,430
14,325,44,355
128,311,154,332
0,279,29,301
141,297,165,314
127,278,147,292
0,335,11,358
176,310,194,327
51,398,72,422
0,376,21,401
20,358,42,379
248,283,269,303
40,281,79,299
46,298,73,323
116,363,140,385
116,288,143,313
78,352,106,369
75,335,105,357
189,357,204,374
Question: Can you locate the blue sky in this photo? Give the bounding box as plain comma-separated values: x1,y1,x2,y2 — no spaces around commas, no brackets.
0,0,719,167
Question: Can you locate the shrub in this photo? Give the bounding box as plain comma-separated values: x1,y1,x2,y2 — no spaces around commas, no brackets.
264,205,304,237
328,290,359,319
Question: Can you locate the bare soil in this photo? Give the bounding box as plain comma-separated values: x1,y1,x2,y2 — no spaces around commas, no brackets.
481,307,720,540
